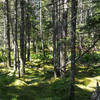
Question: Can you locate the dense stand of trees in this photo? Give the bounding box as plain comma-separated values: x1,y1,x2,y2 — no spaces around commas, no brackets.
0,0,100,99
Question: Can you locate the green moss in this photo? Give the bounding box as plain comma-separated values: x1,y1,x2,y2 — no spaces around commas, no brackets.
0,52,100,100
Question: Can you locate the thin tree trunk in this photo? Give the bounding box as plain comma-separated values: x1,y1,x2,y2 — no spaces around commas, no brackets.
60,0,68,78
70,0,77,100
24,35,27,62
27,31,30,61
56,0,60,77
3,9,6,53
26,0,31,61
51,0,57,78
79,0,82,25
36,36,38,53
20,0,25,75
18,47,20,78
6,0,11,67
40,0,45,57
14,0,18,70
3,2,7,67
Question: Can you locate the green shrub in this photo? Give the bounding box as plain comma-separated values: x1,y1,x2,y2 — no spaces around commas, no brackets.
0,54,7,62
80,52,100,64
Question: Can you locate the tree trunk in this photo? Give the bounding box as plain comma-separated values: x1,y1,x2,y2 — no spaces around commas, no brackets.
70,0,78,100
20,0,25,75
52,0,57,78
40,0,45,57
27,31,30,61
60,0,69,78
26,0,31,61
6,0,11,67
56,0,60,77
24,35,27,62
14,0,18,71
18,47,20,78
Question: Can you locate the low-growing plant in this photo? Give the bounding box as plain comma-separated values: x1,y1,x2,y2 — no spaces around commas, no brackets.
80,52,100,64
0,54,7,62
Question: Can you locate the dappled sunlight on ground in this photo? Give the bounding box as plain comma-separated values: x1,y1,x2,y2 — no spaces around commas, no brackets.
0,54,100,100
9,79,28,87
76,76,100,91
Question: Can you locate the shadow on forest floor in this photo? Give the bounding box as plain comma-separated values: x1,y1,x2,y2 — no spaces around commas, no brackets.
76,63,100,78
0,65,93,100
0,66,92,100
0,52,100,100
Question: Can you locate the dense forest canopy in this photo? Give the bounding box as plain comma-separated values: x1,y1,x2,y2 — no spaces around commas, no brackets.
0,0,100,100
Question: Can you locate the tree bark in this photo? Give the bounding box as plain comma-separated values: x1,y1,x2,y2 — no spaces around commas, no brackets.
6,0,11,67
51,0,57,78
70,0,78,100
27,31,30,61
56,0,60,77
40,0,45,57
14,0,18,70
20,0,25,75
26,0,31,61
60,0,69,78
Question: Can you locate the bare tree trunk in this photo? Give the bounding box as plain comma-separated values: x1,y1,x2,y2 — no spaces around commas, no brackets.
24,35,27,62
79,0,82,25
3,2,7,67
24,2,27,63
18,47,20,78
70,0,78,100
27,31,30,61
40,0,45,57
53,0,61,77
6,0,11,67
20,0,25,75
27,0,31,61
60,0,69,78
56,0,60,77
36,36,38,53
14,0,18,71
51,0,57,78
3,2,6,50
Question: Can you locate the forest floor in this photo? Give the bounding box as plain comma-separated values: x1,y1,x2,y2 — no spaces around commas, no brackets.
0,52,100,100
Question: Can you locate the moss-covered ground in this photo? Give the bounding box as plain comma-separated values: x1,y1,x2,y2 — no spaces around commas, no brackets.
0,51,100,100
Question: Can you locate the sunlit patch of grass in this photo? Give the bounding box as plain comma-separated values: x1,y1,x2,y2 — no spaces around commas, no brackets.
11,97,18,100
76,84,95,91
9,79,27,87
31,82,39,86
0,63,7,67
26,61,37,67
76,76,100,93
0,51,100,100
0,67,9,73
75,62,100,98
48,77,60,84
43,65,53,70
79,78,92,86
95,51,100,54
48,46,53,51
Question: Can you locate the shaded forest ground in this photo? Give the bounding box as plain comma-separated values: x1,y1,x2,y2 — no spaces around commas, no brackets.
0,51,100,100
